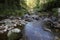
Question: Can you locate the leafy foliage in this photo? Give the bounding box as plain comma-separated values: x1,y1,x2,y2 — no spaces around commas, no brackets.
0,0,59,16
0,0,28,16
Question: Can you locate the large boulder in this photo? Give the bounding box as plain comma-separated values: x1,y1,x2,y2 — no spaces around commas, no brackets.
7,28,22,40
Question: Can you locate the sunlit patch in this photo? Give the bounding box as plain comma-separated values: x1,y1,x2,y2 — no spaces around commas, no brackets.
40,0,47,4
25,0,37,8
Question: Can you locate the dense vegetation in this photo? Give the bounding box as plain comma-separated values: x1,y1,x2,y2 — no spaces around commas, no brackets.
0,0,27,16
0,0,59,16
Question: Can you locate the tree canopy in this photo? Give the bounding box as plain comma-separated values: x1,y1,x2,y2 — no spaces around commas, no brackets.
0,0,59,16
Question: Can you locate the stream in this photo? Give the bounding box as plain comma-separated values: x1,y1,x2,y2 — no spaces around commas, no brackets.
25,21,55,40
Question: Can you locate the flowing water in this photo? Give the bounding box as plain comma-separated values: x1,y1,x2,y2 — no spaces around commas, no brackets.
25,21,55,40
